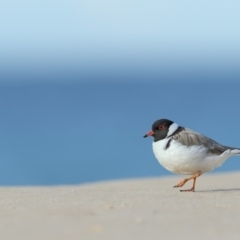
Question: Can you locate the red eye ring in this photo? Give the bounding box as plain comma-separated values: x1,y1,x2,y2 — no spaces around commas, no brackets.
159,125,165,130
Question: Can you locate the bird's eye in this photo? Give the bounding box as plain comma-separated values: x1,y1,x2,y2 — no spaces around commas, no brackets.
159,125,165,130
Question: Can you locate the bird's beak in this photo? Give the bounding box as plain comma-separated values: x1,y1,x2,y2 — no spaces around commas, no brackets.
143,130,154,138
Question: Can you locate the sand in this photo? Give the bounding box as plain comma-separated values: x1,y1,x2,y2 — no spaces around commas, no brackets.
1,172,240,240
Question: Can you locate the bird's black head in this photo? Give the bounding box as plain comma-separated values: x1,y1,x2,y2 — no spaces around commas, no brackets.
143,119,174,142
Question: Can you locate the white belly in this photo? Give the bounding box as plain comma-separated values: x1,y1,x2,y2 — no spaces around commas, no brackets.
152,139,231,175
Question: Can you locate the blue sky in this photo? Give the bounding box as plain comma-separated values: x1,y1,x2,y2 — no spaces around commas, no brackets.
0,81,240,186
1,0,240,81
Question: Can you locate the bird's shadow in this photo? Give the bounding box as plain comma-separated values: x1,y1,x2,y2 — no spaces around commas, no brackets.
196,188,240,193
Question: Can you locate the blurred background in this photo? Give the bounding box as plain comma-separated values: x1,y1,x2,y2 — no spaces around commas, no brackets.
0,0,240,185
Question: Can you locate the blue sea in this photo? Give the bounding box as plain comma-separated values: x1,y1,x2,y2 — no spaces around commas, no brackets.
1,71,240,186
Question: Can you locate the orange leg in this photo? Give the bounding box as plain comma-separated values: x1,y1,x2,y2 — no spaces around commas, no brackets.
174,172,202,192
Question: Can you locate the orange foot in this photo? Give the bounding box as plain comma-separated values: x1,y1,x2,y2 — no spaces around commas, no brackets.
173,179,188,188
173,172,202,192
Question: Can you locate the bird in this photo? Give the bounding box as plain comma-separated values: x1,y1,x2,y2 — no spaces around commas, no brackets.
143,119,240,192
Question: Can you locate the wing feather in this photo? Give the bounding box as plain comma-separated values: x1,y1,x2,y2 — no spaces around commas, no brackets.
171,127,235,155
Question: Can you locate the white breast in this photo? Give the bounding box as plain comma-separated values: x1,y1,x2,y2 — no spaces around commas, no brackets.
152,139,231,175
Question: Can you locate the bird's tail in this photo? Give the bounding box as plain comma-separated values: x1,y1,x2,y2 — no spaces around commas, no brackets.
229,149,240,156
221,149,240,157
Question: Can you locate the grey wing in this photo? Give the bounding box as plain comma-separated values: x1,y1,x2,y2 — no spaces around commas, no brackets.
172,127,235,155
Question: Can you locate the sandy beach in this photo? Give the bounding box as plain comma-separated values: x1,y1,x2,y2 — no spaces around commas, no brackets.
1,172,240,240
